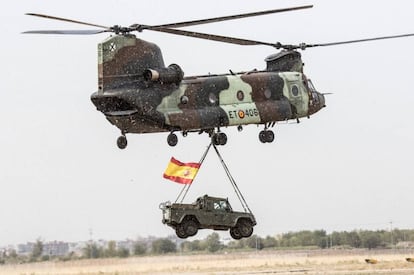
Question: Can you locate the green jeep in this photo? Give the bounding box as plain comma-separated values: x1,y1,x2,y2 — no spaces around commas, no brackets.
160,194,256,239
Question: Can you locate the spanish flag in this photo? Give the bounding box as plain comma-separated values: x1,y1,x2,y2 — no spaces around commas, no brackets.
163,157,201,184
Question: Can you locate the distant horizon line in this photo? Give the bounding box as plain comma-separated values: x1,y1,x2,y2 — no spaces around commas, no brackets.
2,226,414,248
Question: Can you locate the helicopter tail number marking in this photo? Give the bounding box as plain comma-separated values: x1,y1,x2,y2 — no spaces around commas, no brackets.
223,104,261,125
228,108,259,119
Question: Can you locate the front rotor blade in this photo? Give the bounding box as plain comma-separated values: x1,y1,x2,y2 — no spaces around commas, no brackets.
23,29,108,35
152,27,277,47
307,33,414,48
25,13,109,29
147,5,313,30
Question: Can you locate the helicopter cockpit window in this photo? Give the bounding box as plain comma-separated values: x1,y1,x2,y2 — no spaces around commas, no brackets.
307,79,316,93
291,85,299,97
312,91,319,105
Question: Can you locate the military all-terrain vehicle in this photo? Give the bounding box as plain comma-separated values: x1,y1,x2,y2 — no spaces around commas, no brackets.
160,195,256,239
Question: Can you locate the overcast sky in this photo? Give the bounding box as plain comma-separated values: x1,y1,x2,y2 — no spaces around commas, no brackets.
1,0,414,246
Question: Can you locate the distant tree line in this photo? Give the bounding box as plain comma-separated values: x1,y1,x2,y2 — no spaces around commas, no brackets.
1,229,414,264
82,240,131,259
224,229,414,251
275,229,414,249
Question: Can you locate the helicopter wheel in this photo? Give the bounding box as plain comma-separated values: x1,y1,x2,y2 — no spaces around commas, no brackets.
218,132,227,145
212,132,227,146
259,130,274,143
265,130,275,143
259,131,267,143
117,135,127,149
167,133,178,147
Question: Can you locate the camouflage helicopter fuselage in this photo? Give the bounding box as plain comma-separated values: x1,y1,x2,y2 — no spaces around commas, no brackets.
90,35,325,148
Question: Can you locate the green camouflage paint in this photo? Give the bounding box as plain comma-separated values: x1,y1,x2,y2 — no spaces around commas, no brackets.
90,35,326,139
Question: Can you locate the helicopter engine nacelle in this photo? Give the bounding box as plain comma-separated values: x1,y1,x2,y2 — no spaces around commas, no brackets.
143,63,184,84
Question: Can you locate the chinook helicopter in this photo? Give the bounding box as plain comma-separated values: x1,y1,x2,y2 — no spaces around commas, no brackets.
24,5,414,149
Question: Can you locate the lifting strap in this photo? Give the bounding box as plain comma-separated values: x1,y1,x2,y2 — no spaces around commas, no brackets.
212,144,252,214
175,142,212,203
175,141,253,215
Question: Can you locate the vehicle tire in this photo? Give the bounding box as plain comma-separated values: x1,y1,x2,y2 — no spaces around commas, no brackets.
238,220,253,238
183,220,198,237
167,133,178,146
117,135,127,149
230,227,242,240
175,224,188,239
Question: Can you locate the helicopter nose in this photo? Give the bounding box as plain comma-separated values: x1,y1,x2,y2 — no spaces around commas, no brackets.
307,91,326,116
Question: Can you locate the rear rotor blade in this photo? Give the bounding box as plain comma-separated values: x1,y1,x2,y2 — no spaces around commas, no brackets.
146,5,313,30
152,27,278,47
304,33,414,48
25,13,109,29
23,29,108,35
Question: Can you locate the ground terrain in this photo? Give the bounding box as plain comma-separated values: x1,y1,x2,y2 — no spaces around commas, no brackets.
1,249,414,275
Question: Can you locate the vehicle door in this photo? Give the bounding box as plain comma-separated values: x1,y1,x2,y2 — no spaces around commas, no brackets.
212,200,231,226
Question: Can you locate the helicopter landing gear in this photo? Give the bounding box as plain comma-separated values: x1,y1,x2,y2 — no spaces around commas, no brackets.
259,130,274,143
117,135,128,149
167,132,178,147
212,132,227,146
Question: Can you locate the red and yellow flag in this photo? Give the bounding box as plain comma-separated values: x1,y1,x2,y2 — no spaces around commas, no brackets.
163,157,201,184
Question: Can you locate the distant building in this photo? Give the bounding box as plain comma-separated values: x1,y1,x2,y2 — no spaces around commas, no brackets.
17,242,34,255
68,242,86,256
42,241,69,257
17,241,69,257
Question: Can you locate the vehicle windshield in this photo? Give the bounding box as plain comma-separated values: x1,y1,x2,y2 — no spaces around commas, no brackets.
214,200,230,211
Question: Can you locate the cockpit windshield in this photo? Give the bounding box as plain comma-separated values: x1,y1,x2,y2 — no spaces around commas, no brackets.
307,79,317,93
